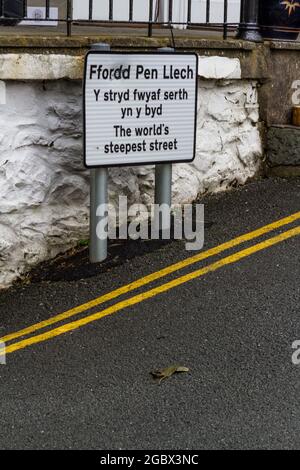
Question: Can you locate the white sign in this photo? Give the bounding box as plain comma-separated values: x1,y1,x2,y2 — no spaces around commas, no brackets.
84,52,198,168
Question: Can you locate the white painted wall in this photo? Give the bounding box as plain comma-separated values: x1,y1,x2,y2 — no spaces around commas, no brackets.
72,0,240,24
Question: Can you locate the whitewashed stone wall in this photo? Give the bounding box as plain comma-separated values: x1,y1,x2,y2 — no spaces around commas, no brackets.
0,56,262,289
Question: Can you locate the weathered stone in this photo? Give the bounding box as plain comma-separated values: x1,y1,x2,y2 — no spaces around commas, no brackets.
198,57,241,80
0,54,242,81
0,54,84,80
267,126,300,167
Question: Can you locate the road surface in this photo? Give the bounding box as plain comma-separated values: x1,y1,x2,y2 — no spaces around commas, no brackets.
0,176,299,450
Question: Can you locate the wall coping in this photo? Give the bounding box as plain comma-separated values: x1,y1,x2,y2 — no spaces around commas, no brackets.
0,35,298,52
0,53,242,80
0,35,256,52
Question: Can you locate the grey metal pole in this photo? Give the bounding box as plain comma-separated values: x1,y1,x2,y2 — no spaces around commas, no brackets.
155,162,172,207
236,0,262,42
155,47,174,232
89,43,110,263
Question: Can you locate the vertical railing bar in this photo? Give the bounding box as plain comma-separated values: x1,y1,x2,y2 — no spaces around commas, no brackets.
223,0,228,39
168,0,173,23
67,0,72,36
148,0,153,37
23,0,27,18
109,0,114,21
45,0,50,20
206,0,210,24
129,0,133,21
89,0,93,21
187,0,192,24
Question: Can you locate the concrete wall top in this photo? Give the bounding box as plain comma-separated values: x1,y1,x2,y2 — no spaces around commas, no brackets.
0,53,242,80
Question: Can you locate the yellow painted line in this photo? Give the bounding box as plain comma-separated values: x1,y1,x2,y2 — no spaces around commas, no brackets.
1,211,300,345
1,226,299,357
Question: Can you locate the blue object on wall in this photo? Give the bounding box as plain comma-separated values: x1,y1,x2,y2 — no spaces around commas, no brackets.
259,0,300,40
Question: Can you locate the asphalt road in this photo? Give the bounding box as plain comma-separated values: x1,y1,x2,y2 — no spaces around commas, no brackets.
0,176,299,450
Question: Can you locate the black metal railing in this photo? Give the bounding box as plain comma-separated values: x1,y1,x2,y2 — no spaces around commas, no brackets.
0,0,261,41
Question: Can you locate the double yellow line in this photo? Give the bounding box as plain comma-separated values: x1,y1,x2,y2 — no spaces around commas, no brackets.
1,212,300,357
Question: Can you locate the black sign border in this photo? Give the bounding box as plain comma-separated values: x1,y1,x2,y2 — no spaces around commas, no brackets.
83,50,198,169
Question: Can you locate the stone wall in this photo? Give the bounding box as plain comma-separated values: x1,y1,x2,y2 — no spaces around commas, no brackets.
266,125,300,177
0,54,262,289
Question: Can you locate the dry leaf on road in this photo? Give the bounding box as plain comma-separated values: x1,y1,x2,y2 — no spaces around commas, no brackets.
151,365,190,384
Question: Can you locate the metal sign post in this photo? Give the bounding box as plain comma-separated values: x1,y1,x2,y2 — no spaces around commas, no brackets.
89,43,110,263
155,48,174,232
